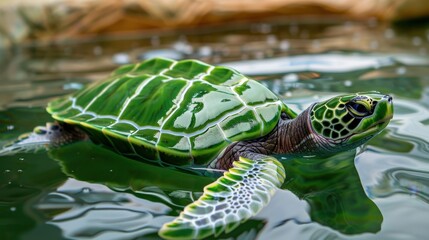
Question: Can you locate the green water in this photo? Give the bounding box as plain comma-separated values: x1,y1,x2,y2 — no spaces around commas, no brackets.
1,19,429,239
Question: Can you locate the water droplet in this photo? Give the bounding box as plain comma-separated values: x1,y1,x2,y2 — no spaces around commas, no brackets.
17,169,23,174
396,67,407,75
8,181,12,185
139,49,183,60
109,169,113,173
4,169,11,173
412,37,422,46
173,40,193,54
6,125,14,130
283,74,298,82
198,46,212,57
82,187,91,193
344,80,353,87
10,207,16,212
18,157,24,161
113,53,130,65
63,82,84,90
279,40,290,51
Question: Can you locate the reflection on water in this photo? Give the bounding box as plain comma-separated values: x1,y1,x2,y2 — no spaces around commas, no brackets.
41,180,169,239
369,168,429,203
1,19,429,240
279,151,382,235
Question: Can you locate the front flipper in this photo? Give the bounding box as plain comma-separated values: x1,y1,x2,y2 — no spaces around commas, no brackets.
159,156,286,239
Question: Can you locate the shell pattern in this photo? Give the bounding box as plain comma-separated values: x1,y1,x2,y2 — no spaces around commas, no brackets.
47,58,288,167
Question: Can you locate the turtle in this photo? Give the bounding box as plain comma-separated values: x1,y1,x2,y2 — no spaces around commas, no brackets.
1,57,394,239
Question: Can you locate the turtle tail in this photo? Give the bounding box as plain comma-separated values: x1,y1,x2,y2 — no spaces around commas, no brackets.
0,122,87,156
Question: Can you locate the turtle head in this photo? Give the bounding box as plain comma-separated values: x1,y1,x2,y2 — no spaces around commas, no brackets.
309,92,393,153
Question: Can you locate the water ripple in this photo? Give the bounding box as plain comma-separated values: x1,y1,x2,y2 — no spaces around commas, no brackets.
35,180,173,239
369,168,429,203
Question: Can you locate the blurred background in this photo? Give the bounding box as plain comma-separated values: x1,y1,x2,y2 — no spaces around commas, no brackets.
1,0,429,48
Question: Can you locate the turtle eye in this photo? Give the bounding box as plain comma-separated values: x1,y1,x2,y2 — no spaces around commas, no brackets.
346,102,370,118
34,127,47,135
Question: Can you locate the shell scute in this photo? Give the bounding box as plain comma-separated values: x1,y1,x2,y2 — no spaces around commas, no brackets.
102,128,135,155
74,78,122,112
163,81,242,133
234,80,278,106
84,117,115,128
130,130,160,161
133,57,176,76
219,109,260,141
111,64,135,76
132,129,159,145
65,114,93,123
108,122,138,135
163,59,212,79
190,125,229,165
157,133,192,165
203,66,244,86
85,76,145,116
120,76,187,127
58,108,83,121
255,104,282,129
48,97,72,114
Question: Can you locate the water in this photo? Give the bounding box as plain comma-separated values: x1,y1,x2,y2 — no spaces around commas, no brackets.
1,19,429,239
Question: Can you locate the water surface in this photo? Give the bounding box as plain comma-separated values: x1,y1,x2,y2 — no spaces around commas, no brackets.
1,19,429,239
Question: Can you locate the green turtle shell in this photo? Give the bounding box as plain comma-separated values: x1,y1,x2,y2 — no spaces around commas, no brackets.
47,58,296,166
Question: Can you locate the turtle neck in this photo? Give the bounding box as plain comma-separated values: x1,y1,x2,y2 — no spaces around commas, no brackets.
212,106,332,170
274,107,332,155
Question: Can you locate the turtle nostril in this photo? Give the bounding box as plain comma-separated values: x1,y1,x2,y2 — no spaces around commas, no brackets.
383,95,392,103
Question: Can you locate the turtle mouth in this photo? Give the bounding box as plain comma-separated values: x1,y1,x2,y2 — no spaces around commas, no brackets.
369,121,387,131
353,116,392,138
